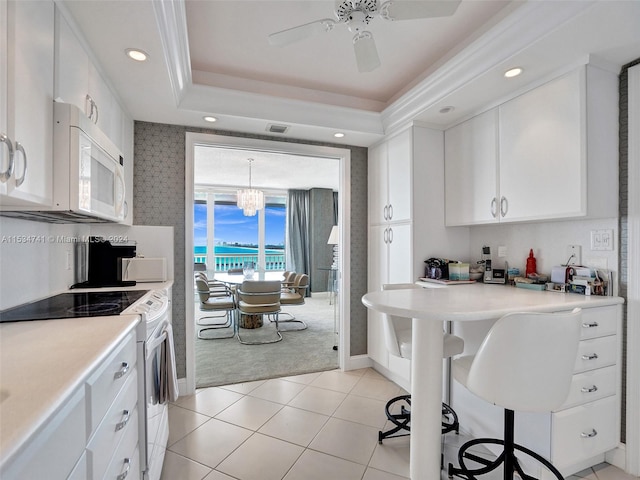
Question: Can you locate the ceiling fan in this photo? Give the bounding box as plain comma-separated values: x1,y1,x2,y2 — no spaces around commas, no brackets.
268,0,462,73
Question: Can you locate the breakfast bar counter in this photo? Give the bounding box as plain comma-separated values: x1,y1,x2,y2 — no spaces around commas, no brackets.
361,283,623,479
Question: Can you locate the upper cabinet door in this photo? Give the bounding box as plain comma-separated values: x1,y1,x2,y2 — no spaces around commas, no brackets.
386,128,412,223
54,10,89,113
445,109,499,226
368,141,388,225
499,68,585,222
1,0,54,206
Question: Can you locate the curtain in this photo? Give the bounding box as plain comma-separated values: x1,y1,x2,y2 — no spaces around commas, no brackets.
286,190,310,282
333,191,338,225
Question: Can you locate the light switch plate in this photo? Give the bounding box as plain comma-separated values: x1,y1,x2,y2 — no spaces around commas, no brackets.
591,229,614,251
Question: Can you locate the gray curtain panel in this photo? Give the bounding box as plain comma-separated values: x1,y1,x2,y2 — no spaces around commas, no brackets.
286,190,311,281
333,191,338,225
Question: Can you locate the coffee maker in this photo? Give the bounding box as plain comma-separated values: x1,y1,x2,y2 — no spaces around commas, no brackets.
71,236,137,288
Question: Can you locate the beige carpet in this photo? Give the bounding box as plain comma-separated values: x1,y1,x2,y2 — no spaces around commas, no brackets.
194,295,339,388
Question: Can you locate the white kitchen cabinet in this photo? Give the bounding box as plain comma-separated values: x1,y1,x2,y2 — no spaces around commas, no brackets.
444,64,618,226
0,0,54,206
368,126,469,386
369,128,412,225
54,8,124,151
0,330,140,480
445,109,498,226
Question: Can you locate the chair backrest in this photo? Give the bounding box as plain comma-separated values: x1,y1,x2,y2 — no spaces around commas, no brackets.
467,308,582,412
292,274,309,296
381,283,420,358
194,262,206,271
238,281,282,313
195,278,211,302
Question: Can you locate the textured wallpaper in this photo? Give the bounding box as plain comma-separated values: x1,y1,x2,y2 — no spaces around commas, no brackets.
133,122,368,377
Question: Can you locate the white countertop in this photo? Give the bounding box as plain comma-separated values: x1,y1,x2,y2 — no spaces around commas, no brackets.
362,282,623,321
0,314,140,467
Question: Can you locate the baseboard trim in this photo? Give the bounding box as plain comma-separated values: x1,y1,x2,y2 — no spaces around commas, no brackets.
605,443,626,472
345,354,372,371
177,377,191,397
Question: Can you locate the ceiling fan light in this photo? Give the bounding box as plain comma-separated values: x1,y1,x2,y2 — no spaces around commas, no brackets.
353,31,380,72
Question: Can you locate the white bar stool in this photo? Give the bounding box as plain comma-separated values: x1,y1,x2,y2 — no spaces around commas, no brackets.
448,308,582,480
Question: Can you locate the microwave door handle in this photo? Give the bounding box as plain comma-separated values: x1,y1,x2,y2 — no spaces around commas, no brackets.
115,167,126,219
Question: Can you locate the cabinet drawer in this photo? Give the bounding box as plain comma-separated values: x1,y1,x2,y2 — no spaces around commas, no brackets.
87,369,138,479
579,307,618,340
86,332,137,434
103,414,140,480
551,396,618,470
558,366,617,410
574,335,617,373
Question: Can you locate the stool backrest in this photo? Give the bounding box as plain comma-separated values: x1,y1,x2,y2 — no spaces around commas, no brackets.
467,308,582,412
381,283,420,358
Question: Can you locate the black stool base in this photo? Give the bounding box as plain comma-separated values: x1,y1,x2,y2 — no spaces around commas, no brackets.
378,395,460,444
448,410,563,480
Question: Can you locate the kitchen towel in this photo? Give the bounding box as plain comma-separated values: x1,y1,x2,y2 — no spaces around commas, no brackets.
159,323,179,403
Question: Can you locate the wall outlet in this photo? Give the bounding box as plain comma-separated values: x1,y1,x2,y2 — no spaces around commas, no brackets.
498,246,507,257
566,245,582,265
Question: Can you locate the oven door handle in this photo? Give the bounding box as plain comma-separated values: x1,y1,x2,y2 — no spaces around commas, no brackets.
146,329,168,355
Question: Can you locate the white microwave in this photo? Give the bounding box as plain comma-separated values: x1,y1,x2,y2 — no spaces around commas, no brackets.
1,102,126,223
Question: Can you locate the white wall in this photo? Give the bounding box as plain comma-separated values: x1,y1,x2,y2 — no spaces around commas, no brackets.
0,218,174,310
0,218,90,309
467,217,619,292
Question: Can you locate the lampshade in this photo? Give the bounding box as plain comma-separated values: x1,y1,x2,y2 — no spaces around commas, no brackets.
237,158,264,216
327,225,339,245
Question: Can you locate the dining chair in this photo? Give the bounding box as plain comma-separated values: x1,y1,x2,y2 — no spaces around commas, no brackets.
236,280,283,344
195,278,236,340
278,273,309,330
447,308,582,480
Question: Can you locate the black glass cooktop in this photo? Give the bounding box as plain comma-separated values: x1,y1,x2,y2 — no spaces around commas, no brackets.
0,290,149,323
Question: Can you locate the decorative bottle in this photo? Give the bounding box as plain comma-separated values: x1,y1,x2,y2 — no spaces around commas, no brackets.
525,249,537,277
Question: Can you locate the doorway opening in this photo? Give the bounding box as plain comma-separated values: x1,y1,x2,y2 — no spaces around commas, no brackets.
185,133,351,392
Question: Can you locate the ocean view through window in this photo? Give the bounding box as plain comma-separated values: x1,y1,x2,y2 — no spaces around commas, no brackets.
194,198,286,271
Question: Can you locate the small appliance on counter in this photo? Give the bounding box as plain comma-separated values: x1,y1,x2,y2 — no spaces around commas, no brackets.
71,236,137,288
121,257,167,283
481,246,507,284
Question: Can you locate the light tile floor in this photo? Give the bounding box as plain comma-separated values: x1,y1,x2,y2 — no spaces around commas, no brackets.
161,368,636,480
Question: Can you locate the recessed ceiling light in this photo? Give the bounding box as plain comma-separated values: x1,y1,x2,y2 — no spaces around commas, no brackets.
203,116,217,123
504,67,523,78
334,132,345,138
125,48,149,62
439,106,455,114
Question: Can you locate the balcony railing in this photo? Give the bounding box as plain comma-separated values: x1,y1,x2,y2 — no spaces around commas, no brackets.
194,252,285,272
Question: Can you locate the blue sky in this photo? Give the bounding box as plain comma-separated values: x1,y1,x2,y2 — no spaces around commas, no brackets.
194,203,285,246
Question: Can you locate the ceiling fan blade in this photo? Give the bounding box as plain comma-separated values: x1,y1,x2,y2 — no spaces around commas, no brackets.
268,19,336,47
353,31,381,73
379,0,462,20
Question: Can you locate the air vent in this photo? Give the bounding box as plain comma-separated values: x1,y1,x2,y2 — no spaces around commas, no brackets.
267,124,289,134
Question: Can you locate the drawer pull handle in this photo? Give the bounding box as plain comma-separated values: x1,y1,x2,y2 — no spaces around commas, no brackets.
582,322,599,328
580,429,598,438
115,410,130,431
581,385,598,393
114,362,130,379
117,458,131,480
582,353,598,361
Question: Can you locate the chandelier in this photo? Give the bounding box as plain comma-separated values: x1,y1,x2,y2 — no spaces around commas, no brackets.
236,158,265,216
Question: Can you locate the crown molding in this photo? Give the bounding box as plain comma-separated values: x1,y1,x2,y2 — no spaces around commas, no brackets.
152,0,192,106
380,0,598,134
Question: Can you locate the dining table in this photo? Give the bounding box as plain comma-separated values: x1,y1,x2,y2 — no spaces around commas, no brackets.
212,270,284,285
361,282,624,479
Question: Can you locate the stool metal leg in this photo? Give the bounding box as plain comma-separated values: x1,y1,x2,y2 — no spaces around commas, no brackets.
448,409,564,480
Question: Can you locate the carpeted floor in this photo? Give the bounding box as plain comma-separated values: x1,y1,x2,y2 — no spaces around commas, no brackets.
194,295,339,388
